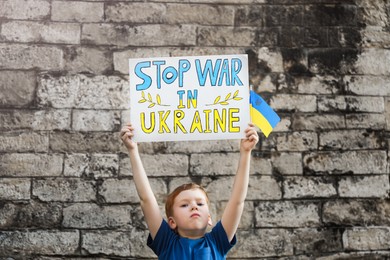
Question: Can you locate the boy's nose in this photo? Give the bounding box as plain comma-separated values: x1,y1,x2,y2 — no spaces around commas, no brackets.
191,204,198,210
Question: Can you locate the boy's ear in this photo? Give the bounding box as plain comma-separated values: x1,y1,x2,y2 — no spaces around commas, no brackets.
168,217,177,229
208,215,212,226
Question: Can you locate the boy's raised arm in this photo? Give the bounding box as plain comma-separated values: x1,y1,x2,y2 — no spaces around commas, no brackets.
221,123,258,242
120,123,162,239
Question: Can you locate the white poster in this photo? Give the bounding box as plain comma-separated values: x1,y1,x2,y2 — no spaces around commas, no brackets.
129,54,250,142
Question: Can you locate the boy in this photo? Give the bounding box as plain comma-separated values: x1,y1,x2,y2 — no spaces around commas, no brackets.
120,123,259,259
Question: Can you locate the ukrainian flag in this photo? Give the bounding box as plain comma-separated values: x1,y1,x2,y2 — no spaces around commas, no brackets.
250,90,280,138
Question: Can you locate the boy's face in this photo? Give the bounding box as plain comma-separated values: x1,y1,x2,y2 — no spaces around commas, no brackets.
168,188,212,239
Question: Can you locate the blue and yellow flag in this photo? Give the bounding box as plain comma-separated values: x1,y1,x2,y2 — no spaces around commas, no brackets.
250,90,280,138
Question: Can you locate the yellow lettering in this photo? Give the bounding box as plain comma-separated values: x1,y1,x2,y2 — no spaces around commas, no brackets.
203,109,212,133
190,110,203,133
229,108,240,132
214,109,226,133
174,110,187,133
140,112,155,134
158,111,171,133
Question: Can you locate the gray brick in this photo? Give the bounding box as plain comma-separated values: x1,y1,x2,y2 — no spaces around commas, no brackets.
37,74,130,109
63,46,112,74
0,178,30,200
63,203,131,229
52,1,104,22
141,153,188,177
0,131,48,153
165,4,234,25
338,175,390,198
82,24,196,46
72,110,120,132
0,0,50,20
0,230,79,255
105,2,165,23
319,130,384,150
33,178,96,202
346,113,386,129
345,75,390,96
99,178,167,203
355,49,390,75
250,156,273,175
156,139,240,154
49,132,122,153
0,153,63,177
273,132,318,152
198,26,256,46
0,109,71,131
318,96,384,113
229,229,294,258
284,177,337,199
292,114,345,131
191,153,238,176
1,21,80,44
63,153,89,177
296,76,341,95
82,231,131,257
0,201,62,229
272,152,303,175
0,71,36,107
255,201,320,227
323,200,390,226
271,94,317,112
304,151,387,175
0,44,63,70
343,227,390,250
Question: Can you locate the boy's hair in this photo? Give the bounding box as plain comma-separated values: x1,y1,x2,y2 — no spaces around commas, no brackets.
165,183,209,218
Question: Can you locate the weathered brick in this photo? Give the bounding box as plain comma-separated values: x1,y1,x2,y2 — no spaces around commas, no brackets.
0,71,36,107
82,231,131,257
320,130,385,150
355,49,390,75
37,74,130,109
63,203,131,229
0,0,50,20
63,153,89,177
271,132,318,152
271,94,317,112
52,1,104,22
99,178,167,203
33,178,96,202
1,21,80,44
318,96,384,113
284,176,337,199
272,152,303,175
387,98,390,130
105,2,165,23
0,153,63,177
198,26,256,46
63,46,112,74
0,230,79,255
49,132,122,153
72,110,120,132
296,75,341,95
82,24,196,46
361,26,390,48
292,114,345,131
149,139,240,154
0,178,30,200
165,4,234,25
0,131,48,153
250,156,273,175
291,228,343,256
255,201,320,227
0,109,71,131
229,229,294,258
0,201,62,229
338,175,390,198
317,252,390,260
139,153,188,177
346,113,387,129
64,153,119,178
191,153,239,176
323,200,390,226
343,227,390,250
345,75,390,96
0,44,63,70
304,151,387,175
235,5,263,27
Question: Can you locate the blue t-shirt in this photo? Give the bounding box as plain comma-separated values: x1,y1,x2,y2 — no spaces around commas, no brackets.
147,219,236,260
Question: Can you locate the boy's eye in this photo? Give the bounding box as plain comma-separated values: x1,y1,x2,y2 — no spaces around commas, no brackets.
197,203,204,206
180,204,188,208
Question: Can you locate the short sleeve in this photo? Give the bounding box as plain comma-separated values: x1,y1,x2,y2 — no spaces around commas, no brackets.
208,221,237,255
147,219,176,256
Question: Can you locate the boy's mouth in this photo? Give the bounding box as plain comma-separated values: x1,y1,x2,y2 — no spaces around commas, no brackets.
190,213,200,218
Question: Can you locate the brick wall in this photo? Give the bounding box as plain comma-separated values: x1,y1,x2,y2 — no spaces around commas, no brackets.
0,0,389,259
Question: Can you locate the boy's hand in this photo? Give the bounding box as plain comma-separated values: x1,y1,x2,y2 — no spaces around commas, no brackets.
120,123,137,150
240,123,259,152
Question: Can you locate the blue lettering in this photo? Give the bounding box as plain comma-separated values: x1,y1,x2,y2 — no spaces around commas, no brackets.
196,59,221,86
218,59,230,86
152,60,165,89
135,61,152,91
163,66,178,84
179,59,190,87
231,58,243,86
